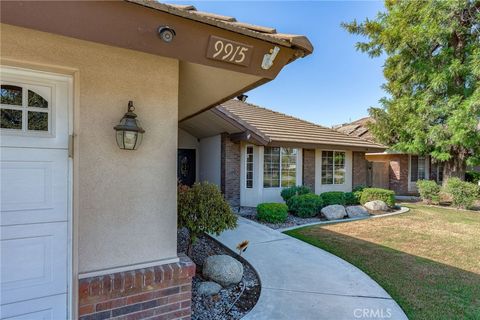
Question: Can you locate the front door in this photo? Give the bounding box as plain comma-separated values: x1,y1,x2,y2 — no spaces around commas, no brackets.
177,149,196,186
0,67,71,319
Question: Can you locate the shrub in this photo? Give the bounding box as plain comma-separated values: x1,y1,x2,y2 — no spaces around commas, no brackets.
466,171,480,184
178,182,237,255
360,188,395,207
416,180,441,204
444,178,479,209
352,185,366,203
288,194,323,218
281,185,311,204
345,192,360,205
257,203,288,223
320,191,346,206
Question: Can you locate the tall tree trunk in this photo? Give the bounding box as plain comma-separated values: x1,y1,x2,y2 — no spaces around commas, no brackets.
443,156,466,183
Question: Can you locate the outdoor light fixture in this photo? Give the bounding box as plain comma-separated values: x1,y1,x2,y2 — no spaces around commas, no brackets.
114,101,145,150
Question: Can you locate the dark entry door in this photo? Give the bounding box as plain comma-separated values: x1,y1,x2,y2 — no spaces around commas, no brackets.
177,149,196,186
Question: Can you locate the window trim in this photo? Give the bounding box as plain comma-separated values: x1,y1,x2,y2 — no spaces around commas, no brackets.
263,146,298,189
245,145,254,189
321,150,346,185
0,81,54,136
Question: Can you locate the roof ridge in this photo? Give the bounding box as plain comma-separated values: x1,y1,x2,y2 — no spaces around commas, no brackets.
223,99,384,147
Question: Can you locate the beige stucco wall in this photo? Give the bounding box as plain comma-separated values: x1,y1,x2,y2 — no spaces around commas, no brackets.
1,24,179,274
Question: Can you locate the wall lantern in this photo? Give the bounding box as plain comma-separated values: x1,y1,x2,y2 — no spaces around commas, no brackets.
114,101,145,150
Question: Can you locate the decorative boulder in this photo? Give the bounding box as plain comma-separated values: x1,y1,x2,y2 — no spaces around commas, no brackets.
197,281,222,296
346,205,369,218
321,205,347,220
364,200,389,211
203,255,243,287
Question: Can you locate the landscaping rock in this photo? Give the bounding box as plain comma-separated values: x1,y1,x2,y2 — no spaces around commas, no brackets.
321,205,347,220
346,205,369,218
203,255,244,287
197,281,222,296
364,200,389,211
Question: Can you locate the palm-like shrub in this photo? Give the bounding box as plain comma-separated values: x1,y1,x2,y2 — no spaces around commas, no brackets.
178,182,237,255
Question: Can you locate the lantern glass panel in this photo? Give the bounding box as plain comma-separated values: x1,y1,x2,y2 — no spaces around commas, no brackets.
123,131,138,150
116,131,124,149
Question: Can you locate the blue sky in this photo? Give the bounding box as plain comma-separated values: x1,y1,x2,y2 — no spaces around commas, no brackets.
173,1,386,127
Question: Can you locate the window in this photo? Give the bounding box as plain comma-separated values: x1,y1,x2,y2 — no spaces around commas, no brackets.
263,147,297,188
1,84,50,132
246,146,254,188
321,151,345,184
410,156,426,182
437,163,444,183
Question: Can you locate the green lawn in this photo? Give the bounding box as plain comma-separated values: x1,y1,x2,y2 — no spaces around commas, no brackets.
285,204,480,320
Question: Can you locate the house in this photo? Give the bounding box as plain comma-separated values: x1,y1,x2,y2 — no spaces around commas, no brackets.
335,117,444,194
178,99,385,207
0,1,312,319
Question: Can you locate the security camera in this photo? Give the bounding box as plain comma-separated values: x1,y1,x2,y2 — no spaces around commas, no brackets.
157,26,176,43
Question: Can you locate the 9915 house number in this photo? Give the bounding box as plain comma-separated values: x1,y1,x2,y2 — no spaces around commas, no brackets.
206,36,253,67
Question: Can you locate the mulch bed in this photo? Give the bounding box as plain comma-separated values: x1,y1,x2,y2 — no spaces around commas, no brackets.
177,228,260,320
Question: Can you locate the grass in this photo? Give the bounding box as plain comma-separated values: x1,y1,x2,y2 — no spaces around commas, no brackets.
285,204,480,320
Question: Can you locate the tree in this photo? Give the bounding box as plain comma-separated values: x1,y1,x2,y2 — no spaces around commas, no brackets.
343,0,480,180
178,182,237,256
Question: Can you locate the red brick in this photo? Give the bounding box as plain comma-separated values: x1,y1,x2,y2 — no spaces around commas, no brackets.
102,275,113,295
126,291,153,305
124,272,135,291
79,304,94,316
113,273,124,291
167,292,190,304
79,280,90,304
144,268,154,287
163,265,173,281
95,300,112,312
90,278,101,296
154,266,163,283
134,270,144,289
180,284,191,292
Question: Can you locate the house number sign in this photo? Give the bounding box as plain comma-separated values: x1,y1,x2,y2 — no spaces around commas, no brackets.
206,36,253,67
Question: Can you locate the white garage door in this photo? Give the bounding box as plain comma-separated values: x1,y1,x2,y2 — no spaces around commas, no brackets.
1,67,71,319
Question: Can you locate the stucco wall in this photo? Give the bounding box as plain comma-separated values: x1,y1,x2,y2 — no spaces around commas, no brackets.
1,24,179,274
199,134,221,185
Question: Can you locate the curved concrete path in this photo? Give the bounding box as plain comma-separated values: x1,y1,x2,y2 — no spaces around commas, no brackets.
213,217,408,320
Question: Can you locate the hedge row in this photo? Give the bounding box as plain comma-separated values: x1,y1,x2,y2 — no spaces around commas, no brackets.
417,178,480,209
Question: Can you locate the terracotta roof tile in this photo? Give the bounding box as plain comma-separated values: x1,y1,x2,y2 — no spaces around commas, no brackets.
126,0,313,55
215,100,386,149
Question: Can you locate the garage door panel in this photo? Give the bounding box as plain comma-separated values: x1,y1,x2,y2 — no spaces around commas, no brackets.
1,148,68,226
1,222,67,305
1,294,67,320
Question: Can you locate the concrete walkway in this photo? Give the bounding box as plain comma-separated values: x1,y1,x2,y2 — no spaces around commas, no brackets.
213,217,408,320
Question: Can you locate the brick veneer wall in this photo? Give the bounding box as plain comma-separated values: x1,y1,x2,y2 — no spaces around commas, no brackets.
389,155,409,194
79,255,195,320
352,152,368,187
302,149,315,191
221,133,240,207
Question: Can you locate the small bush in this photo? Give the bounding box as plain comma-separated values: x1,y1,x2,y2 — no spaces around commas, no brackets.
417,180,441,204
257,203,288,223
345,192,360,205
444,178,479,209
289,194,323,218
281,185,311,204
178,182,237,255
352,185,366,204
360,188,395,207
320,191,346,206
466,171,480,184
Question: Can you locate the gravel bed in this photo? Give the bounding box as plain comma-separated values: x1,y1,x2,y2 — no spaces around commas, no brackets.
178,228,260,320
234,206,326,230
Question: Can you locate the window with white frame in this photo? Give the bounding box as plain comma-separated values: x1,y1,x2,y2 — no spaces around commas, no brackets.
263,147,297,188
246,146,254,188
321,151,346,184
410,155,426,182
1,84,51,133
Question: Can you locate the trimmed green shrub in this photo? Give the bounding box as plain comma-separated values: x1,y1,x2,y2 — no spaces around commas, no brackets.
345,192,360,205
352,185,366,203
320,191,346,206
289,194,323,218
360,188,395,207
257,203,288,223
178,182,237,255
466,171,480,184
417,180,441,204
280,185,311,204
444,178,479,209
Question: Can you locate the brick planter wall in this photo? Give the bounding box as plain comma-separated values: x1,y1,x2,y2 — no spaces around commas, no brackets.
79,255,195,320
221,133,240,207
302,149,315,191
